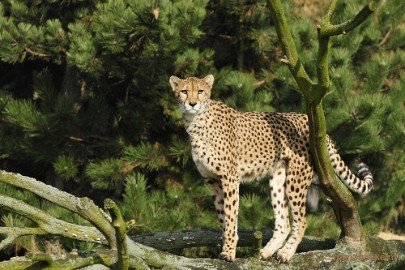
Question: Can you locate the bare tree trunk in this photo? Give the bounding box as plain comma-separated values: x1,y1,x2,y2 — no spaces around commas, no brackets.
266,0,377,244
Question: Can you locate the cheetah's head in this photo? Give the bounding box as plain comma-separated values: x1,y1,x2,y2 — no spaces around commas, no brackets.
169,75,214,115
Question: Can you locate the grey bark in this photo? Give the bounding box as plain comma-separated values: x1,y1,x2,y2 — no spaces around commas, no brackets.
131,228,336,253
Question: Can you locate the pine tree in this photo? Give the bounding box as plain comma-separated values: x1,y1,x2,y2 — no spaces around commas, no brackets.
0,0,211,194
0,0,278,234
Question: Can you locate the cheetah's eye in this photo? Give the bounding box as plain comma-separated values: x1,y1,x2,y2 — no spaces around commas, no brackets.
198,90,204,95
180,90,188,95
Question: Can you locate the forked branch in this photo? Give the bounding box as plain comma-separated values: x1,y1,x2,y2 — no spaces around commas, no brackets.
319,1,378,38
315,0,377,103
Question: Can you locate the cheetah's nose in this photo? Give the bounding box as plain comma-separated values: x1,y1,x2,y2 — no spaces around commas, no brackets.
189,102,197,107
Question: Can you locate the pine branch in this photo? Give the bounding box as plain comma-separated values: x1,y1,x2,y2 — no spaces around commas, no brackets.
11,38,50,59
378,27,392,47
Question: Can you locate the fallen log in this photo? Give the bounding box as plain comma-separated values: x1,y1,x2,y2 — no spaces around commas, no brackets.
131,228,336,252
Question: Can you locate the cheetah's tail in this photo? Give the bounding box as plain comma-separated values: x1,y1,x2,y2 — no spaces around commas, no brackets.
327,137,373,195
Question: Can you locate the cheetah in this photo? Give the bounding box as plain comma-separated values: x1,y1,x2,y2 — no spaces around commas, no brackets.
169,75,373,263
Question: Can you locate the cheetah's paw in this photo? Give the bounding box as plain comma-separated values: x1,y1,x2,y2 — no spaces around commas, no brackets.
219,251,236,262
259,248,275,261
275,247,294,263
259,240,282,260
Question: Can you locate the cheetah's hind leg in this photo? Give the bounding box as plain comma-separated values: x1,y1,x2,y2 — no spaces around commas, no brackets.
260,160,291,260
276,171,310,263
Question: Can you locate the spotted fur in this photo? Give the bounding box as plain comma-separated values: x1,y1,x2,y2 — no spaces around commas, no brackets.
169,75,373,262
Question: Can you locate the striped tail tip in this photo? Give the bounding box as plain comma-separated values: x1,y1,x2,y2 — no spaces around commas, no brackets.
357,162,373,194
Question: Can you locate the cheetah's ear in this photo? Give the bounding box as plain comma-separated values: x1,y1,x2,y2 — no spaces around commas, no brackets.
169,76,182,91
203,74,214,88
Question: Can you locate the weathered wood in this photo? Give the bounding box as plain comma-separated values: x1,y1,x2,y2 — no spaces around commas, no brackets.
1,237,404,270
130,228,336,253
0,193,106,245
1,170,404,269
0,170,116,248
105,199,129,270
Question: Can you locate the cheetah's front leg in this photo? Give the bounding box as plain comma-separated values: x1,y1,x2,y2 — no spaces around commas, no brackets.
218,178,240,262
